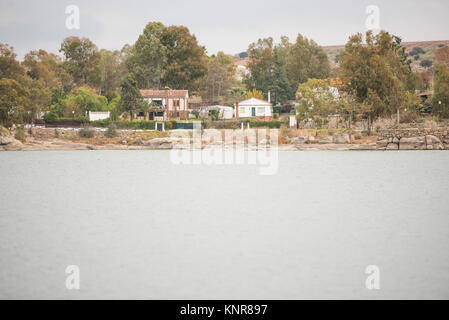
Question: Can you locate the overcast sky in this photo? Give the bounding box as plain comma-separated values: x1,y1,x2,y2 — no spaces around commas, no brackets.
1,0,449,59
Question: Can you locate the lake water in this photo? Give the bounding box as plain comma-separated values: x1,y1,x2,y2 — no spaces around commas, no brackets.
1,151,449,299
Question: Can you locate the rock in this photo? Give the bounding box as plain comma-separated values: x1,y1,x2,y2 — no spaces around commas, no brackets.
145,138,174,149
0,134,14,145
290,137,306,144
133,138,144,146
86,144,95,150
333,133,350,144
399,137,426,150
319,136,334,144
425,135,444,150
376,139,389,150
3,139,23,151
386,143,399,150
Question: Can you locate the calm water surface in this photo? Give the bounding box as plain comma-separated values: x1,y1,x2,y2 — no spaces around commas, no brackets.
1,151,448,299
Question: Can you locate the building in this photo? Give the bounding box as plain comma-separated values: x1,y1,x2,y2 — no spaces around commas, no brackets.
234,58,250,81
236,98,273,120
139,88,189,120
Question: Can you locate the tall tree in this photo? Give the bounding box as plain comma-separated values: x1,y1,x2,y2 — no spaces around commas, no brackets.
202,52,236,101
432,63,449,118
98,49,125,97
286,35,330,84
118,74,142,119
340,31,416,127
60,37,100,88
271,47,292,104
126,22,208,91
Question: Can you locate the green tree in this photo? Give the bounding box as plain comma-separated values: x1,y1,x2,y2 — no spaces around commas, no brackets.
0,44,26,81
296,79,336,120
201,52,236,101
432,63,449,118
271,47,292,104
0,78,30,126
60,37,100,88
119,74,142,119
340,31,416,128
98,49,125,96
127,22,208,91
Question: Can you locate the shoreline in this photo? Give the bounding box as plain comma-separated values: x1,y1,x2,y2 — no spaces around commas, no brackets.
1,127,448,151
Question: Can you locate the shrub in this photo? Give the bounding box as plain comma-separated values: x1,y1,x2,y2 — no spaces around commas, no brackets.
105,124,117,138
421,60,432,68
14,127,25,142
54,129,59,138
43,112,58,122
79,126,95,138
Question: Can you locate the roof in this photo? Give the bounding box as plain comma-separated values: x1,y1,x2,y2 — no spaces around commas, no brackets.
239,98,272,106
140,89,189,98
234,58,250,67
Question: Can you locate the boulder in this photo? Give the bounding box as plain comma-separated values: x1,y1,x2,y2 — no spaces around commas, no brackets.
399,137,426,150
319,136,334,144
386,143,399,150
290,136,307,144
145,137,175,149
425,135,444,150
333,133,350,144
376,139,389,150
0,127,14,145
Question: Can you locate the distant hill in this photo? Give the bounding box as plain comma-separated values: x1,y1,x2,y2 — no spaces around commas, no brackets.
322,40,449,72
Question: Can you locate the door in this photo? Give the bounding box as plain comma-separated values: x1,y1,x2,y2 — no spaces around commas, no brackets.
251,107,256,117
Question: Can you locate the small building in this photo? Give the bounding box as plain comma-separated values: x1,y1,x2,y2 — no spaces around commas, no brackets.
140,89,189,120
237,98,273,121
88,111,110,121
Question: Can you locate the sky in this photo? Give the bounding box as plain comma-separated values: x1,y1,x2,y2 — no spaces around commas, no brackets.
1,0,449,59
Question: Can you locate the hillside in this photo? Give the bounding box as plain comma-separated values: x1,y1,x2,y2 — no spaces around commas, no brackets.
323,40,449,72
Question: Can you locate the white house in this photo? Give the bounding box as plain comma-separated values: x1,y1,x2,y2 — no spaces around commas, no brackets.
236,98,273,120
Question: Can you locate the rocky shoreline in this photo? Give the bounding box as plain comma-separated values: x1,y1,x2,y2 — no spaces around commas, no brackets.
1,127,448,151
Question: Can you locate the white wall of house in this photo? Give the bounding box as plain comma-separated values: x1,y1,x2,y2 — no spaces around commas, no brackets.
88,111,110,121
237,98,272,118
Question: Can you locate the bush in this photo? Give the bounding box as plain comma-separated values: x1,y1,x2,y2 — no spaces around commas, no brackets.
421,60,432,68
43,112,58,122
54,129,60,138
14,127,25,142
105,124,117,138
79,126,95,138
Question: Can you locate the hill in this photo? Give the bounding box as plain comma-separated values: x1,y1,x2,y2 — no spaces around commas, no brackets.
322,40,449,72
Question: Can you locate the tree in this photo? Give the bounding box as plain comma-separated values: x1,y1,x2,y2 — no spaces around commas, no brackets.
339,31,415,128
119,74,142,119
126,22,167,89
432,63,449,118
271,47,292,104
127,22,208,91
98,49,125,97
0,78,30,126
244,37,274,96
0,44,25,81
162,25,208,91
286,34,330,84
202,52,235,101
245,88,264,100
60,37,100,88
22,50,69,88
296,79,336,120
